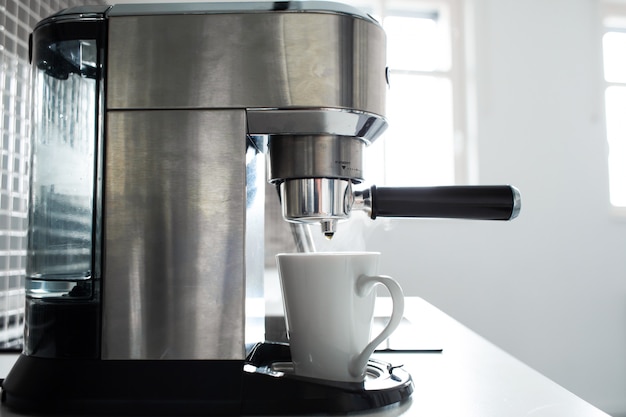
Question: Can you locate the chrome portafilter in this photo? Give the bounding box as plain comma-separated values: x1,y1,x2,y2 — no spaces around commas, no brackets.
267,134,521,238
278,178,353,238
267,134,365,239
279,181,521,238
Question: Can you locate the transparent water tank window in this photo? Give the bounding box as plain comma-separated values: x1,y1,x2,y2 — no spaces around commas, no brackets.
27,39,97,295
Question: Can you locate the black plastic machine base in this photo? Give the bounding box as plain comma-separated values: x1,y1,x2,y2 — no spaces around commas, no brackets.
1,343,413,415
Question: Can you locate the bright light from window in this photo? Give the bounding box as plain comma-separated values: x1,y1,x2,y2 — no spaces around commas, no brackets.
385,15,450,71
385,74,455,186
603,32,626,83
603,31,626,207
365,13,455,186
605,86,626,206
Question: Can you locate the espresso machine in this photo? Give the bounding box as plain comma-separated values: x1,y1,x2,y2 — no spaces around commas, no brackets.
2,2,520,415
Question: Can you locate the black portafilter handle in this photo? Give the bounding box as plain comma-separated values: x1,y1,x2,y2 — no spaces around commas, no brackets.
365,185,521,221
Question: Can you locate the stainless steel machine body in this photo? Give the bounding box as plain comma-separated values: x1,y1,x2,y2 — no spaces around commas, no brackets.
103,4,387,360
22,2,388,362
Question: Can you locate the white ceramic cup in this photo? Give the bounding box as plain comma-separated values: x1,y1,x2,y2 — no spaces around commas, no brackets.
276,252,404,382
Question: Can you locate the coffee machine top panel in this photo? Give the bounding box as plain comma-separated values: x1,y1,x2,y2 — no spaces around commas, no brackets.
103,3,387,122
37,2,379,25
106,1,377,21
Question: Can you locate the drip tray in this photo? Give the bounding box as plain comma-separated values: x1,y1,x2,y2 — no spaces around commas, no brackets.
241,342,414,414
265,359,409,388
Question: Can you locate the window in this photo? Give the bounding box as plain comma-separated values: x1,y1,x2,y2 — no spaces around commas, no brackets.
602,5,626,208
345,0,468,186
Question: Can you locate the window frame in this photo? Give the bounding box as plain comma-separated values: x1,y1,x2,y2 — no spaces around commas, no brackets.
601,2,626,214
345,0,470,186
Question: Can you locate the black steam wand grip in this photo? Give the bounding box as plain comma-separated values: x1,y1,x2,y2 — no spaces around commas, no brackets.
369,185,521,220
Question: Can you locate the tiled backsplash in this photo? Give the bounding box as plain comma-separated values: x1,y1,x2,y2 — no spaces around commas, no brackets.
0,0,106,349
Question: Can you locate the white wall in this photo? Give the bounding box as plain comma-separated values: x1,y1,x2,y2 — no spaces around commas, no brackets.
358,0,626,415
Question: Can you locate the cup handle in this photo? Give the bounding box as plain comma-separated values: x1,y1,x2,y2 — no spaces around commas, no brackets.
349,274,405,378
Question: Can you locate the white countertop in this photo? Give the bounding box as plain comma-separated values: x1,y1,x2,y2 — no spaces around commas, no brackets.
368,298,609,417
0,298,610,416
